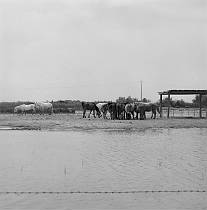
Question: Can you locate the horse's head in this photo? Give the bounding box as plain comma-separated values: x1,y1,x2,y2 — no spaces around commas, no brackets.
34,102,41,111
94,104,102,118
14,107,17,113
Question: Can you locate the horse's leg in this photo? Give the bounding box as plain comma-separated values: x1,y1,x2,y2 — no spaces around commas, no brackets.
138,110,141,119
144,112,146,119
131,112,134,120
105,111,107,119
103,111,106,119
151,111,153,119
88,110,92,118
154,111,156,119
136,112,139,120
110,112,112,120
93,110,96,118
118,111,120,120
51,108,53,115
112,111,115,120
140,111,146,120
105,111,109,119
83,109,86,118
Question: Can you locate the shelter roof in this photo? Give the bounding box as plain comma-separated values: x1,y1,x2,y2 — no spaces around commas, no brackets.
158,89,207,95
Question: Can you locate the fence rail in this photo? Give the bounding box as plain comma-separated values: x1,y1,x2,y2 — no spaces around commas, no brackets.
161,108,207,118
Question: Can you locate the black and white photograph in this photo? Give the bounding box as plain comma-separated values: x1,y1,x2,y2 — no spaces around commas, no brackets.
0,0,206,209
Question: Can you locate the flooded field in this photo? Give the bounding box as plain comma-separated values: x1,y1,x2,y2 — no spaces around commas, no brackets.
0,128,206,209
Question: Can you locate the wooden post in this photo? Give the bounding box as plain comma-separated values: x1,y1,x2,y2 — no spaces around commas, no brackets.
160,94,163,118
167,94,170,118
199,94,202,118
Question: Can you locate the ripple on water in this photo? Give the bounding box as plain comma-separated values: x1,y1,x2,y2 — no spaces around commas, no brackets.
0,128,206,192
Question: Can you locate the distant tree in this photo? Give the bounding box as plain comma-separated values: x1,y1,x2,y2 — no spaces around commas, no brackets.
174,99,186,108
126,96,133,103
157,97,195,108
142,98,150,103
192,95,207,107
116,96,149,104
161,97,174,107
116,97,126,103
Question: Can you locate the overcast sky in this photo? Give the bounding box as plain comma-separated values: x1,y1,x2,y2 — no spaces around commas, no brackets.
0,0,206,102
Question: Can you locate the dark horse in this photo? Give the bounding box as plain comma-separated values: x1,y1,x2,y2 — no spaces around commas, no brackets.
108,102,117,120
137,102,160,119
82,102,101,118
108,102,128,120
116,103,127,120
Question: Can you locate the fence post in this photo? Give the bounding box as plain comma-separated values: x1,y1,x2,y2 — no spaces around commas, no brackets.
160,94,163,118
167,94,170,118
199,94,202,118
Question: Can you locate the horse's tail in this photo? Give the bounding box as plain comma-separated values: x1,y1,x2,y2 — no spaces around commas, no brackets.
81,102,85,109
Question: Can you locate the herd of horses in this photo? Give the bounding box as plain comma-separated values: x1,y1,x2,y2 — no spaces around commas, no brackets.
82,102,160,120
13,101,160,120
14,102,53,115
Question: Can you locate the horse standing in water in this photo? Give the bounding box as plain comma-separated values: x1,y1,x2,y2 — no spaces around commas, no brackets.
82,102,101,118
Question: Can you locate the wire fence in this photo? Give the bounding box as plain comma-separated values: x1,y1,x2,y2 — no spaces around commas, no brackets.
0,190,206,194
162,108,207,118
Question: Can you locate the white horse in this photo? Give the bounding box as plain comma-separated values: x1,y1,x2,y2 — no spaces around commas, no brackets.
14,104,26,114
96,103,108,119
35,102,53,114
14,104,36,114
125,103,136,119
24,104,36,114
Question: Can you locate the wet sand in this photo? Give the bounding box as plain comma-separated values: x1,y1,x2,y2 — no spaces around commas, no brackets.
0,113,207,131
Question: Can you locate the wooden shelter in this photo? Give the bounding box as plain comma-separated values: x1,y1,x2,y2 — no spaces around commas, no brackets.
158,89,207,118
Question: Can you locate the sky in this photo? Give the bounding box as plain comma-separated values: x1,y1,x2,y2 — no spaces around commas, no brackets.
0,0,206,102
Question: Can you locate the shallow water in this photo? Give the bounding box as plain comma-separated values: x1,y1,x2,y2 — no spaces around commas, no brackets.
0,128,206,209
